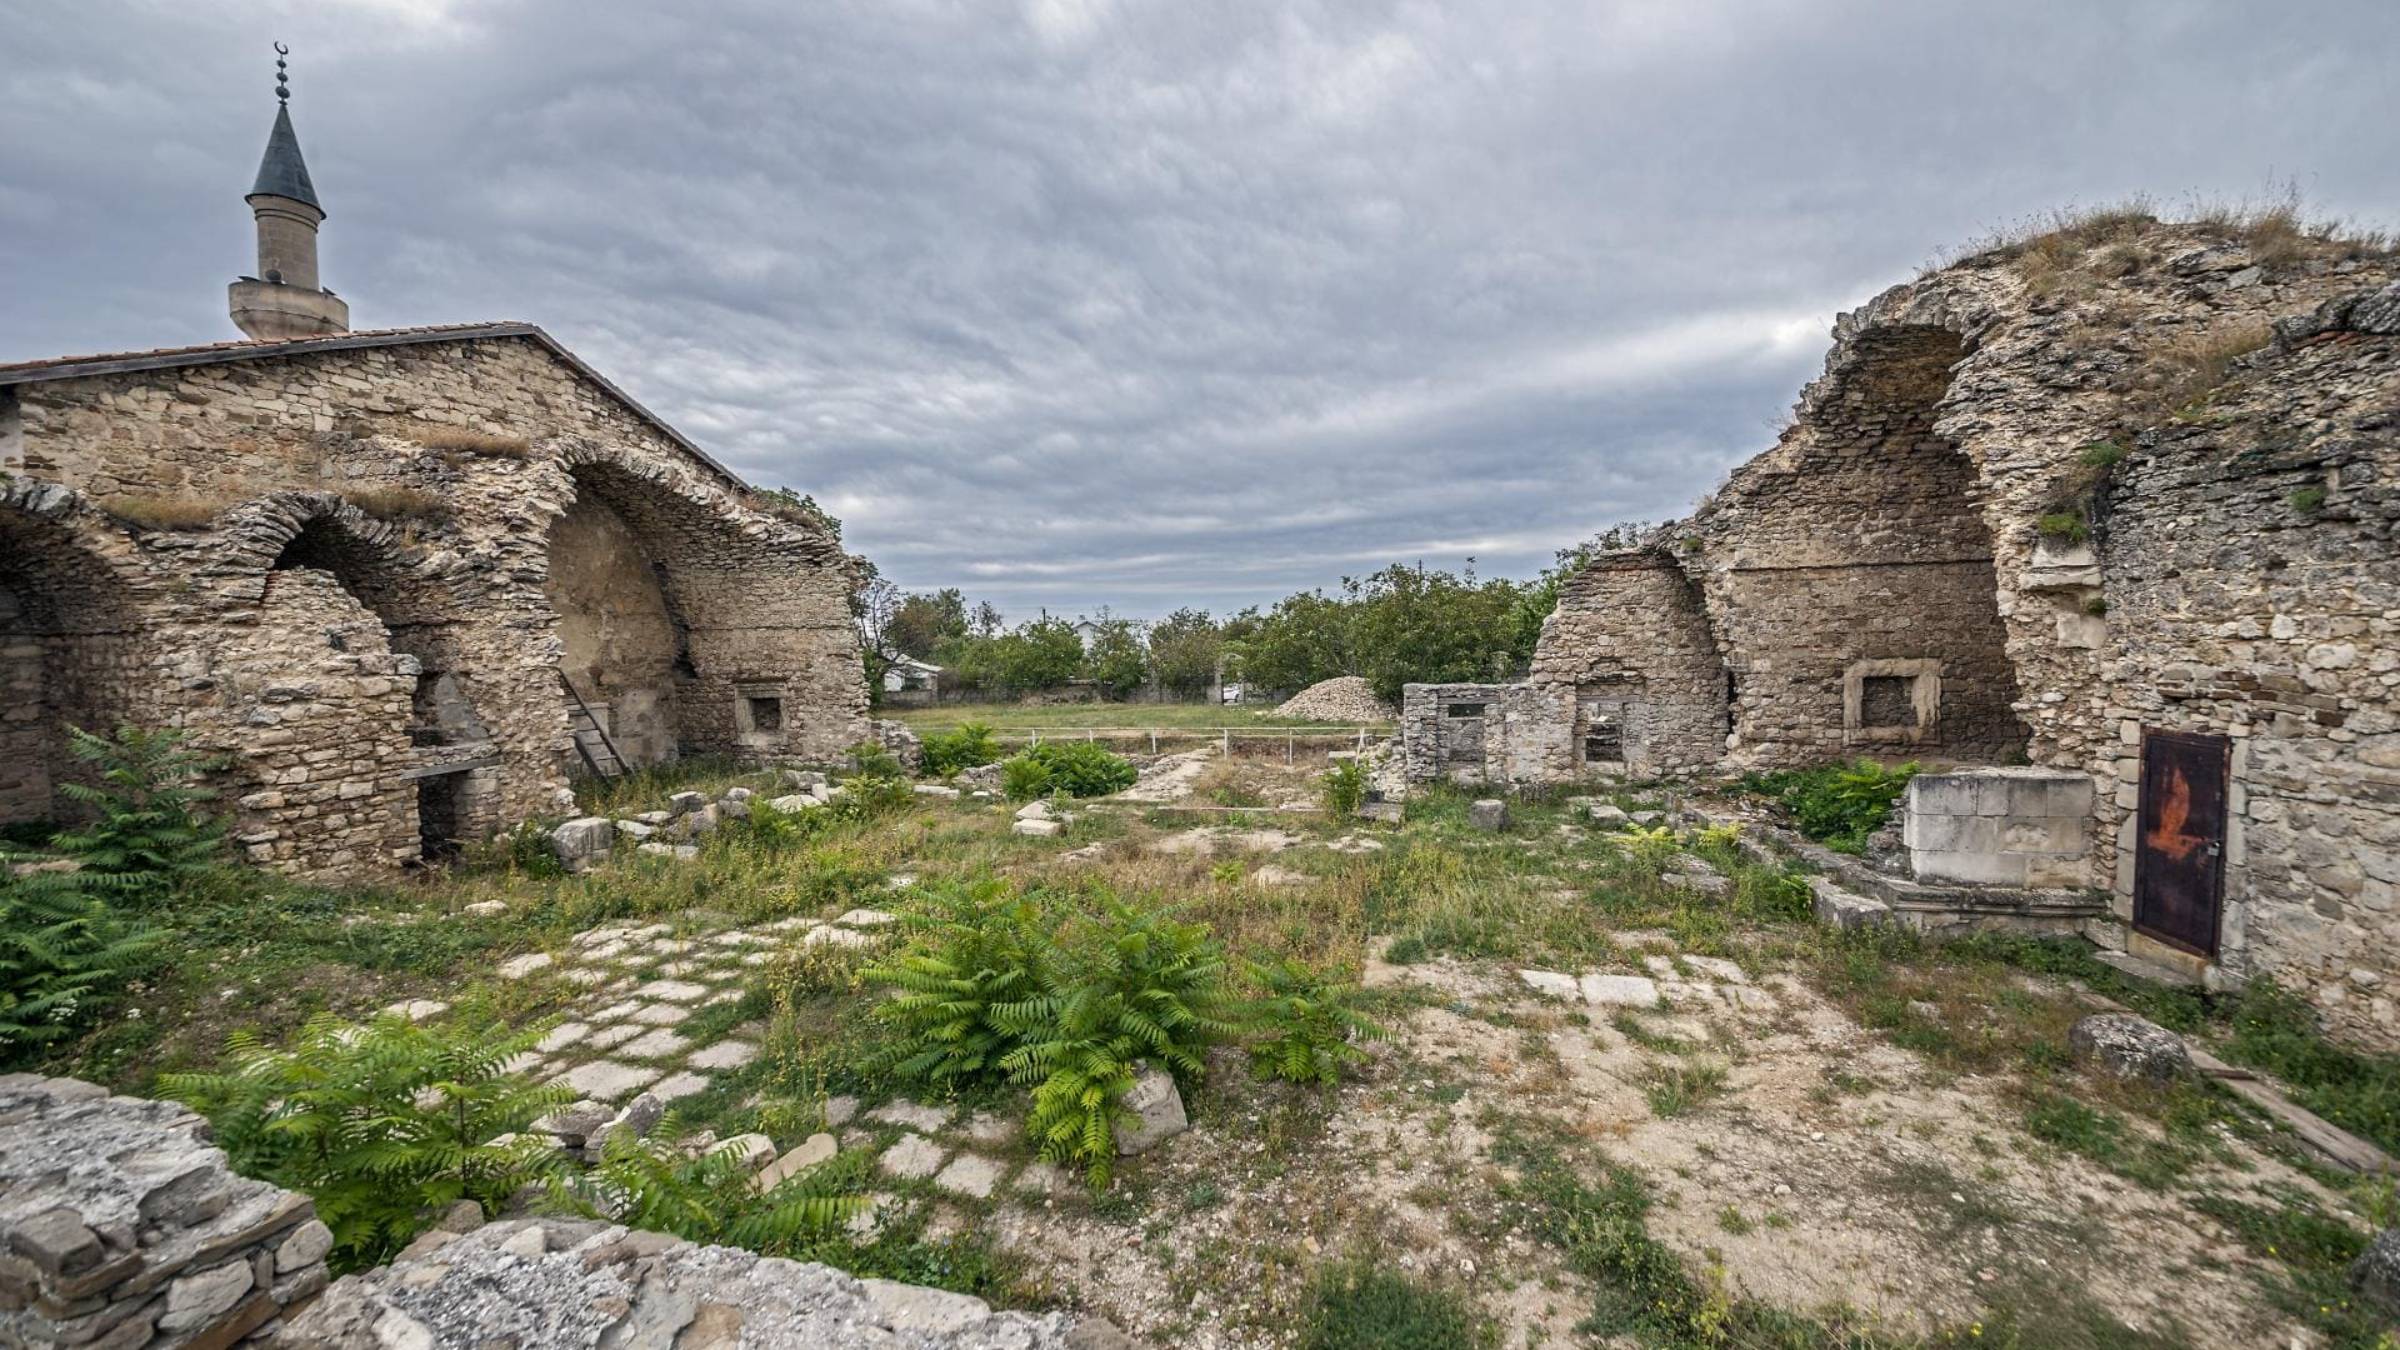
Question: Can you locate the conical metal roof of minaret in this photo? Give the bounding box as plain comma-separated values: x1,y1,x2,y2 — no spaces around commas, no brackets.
249,101,320,211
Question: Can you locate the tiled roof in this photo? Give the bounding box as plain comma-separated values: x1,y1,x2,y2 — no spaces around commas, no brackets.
0,323,743,487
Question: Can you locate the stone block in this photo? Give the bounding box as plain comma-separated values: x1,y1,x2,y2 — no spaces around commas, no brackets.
1517,969,1578,999
2068,1013,2192,1082
1113,1065,1187,1155
1809,877,1893,929
932,1154,1004,1199
1577,973,1660,1007
1904,774,1979,818
753,1134,838,1193
1910,848,2029,887
549,817,614,867
1013,818,1062,838
716,1134,778,1173
1467,799,1508,831
878,1134,947,1180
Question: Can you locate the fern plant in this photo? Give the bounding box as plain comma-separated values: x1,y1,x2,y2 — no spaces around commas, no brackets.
555,1128,865,1252
993,897,1232,1183
0,860,162,1055
50,725,226,898
162,1013,570,1272
1242,958,1389,1086
864,880,1050,1084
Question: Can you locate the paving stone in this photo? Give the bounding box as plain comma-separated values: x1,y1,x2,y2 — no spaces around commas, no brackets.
1014,1161,1073,1196
380,999,450,1022
824,1095,861,1127
583,940,630,960
1578,974,1662,1007
555,1060,658,1102
588,1000,641,1023
619,1028,691,1060
753,1133,839,1192
584,1023,644,1052
1517,970,1579,999
648,1072,710,1102
1683,955,1748,983
688,1040,759,1071
463,900,508,917
533,1022,591,1054
759,916,813,932
833,908,897,927
628,1003,693,1027
868,1099,954,1133
560,967,611,987
962,1112,1018,1146
1722,986,1777,1010
878,1134,948,1180
932,1153,1004,1199
804,926,873,950
658,960,701,978
846,1193,898,1239
1638,955,1678,979
635,979,711,1003
496,952,555,979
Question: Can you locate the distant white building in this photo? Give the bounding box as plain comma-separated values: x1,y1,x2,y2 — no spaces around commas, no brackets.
882,656,942,696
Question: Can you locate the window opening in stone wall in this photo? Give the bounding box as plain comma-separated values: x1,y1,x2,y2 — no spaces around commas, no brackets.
1583,717,1623,764
745,695,783,733
416,771,466,862
1860,675,1917,729
1444,702,1486,719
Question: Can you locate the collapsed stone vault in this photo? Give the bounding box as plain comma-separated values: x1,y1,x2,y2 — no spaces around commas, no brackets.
1405,222,2400,1050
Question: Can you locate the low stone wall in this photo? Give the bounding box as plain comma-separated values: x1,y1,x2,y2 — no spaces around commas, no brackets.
0,1074,333,1350
1399,681,1559,787
280,1217,1129,1349
1903,767,2096,888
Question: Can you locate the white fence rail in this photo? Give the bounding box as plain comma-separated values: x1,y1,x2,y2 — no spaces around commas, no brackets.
991,724,1388,762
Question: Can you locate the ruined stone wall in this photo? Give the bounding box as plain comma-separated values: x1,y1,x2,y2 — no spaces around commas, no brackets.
1685,324,2029,767
0,335,867,877
2099,291,2400,1047
0,1074,334,1350
545,491,682,767
1528,550,1728,777
1399,682,1560,786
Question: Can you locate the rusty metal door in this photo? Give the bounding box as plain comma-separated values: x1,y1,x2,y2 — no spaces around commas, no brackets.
2133,729,2229,956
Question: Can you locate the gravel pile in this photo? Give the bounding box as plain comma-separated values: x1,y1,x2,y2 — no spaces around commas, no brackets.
1275,676,1396,722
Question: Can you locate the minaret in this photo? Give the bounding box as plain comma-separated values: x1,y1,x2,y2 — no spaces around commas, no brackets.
228,43,349,340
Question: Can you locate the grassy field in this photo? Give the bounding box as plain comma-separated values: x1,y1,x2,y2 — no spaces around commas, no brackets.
886,700,1389,731
16,752,2398,1348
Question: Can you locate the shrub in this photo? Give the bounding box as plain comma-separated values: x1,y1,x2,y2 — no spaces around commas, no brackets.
554,1129,864,1252
469,820,566,878
848,741,905,779
866,880,1051,1085
1301,1264,1483,1350
1738,760,1917,854
163,1013,570,1271
920,722,1002,777
50,725,226,900
0,861,163,1055
1002,741,1136,799
1243,958,1388,1085
994,896,1232,1185
864,884,1232,1184
2289,485,2328,513
2036,512,2090,544
1319,759,1368,818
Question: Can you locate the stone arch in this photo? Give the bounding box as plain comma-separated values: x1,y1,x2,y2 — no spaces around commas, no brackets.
0,483,157,827
543,442,862,768
1698,321,2030,766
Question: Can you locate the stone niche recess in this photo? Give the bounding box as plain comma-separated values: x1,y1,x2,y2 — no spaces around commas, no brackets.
0,329,870,879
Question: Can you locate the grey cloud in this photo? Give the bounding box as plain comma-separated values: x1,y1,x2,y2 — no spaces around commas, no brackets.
4,0,2394,618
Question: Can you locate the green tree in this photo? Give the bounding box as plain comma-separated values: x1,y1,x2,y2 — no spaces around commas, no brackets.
1083,617,1148,700
889,588,969,659
990,618,1085,694
1237,590,1356,696
1349,562,1527,704
1146,608,1222,698
52,725,226,899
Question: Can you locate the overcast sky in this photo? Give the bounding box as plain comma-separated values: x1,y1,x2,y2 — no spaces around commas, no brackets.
6,2,2395,621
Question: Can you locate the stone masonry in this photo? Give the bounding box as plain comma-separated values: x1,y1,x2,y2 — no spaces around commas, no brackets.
1409,221,2400,1047
0,1073,334,1350
0,328,869,877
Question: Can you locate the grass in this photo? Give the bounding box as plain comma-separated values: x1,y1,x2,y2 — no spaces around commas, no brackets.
96,493,236,532
1301,1264,1491,1349
342,486,451,523
890,701,1388,731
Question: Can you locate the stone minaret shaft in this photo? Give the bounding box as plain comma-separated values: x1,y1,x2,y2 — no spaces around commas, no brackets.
228,45,349,340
